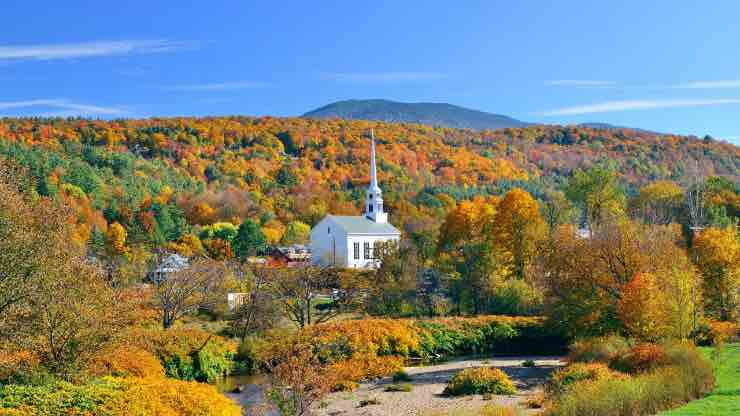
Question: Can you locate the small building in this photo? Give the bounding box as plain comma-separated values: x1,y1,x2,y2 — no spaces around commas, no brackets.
147,253,190,283
227,292,249,311
272,244,311,266
310,133,401,268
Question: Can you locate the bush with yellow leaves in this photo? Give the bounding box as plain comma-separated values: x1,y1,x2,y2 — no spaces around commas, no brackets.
0,376,240,416
88,346,165,378
443,367,517,396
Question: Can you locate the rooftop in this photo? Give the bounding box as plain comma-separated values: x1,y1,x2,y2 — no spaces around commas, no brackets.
328,215,401,235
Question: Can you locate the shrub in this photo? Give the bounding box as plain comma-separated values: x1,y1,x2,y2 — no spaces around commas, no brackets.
709,320,739,343
236,336,261,374
358,398,381,407
524,392,545,409
392,370,412,382
328,354,404,391
128,328,237,382
661,342,715,398
544,343,715,416
487,279,544,316
443,367,516,396
88,346,165,378
694,320,739,345
0,349,43,385
610,343,667,374
567,335,630,364
546,363,625,397
384,383,412,392
0,376,241,416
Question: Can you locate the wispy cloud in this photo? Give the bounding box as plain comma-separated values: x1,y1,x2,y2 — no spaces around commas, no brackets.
672,80,740,89
0,40,197,61
165,81,272,92
542,98,740,116
545,80,616,87
320,72,446,82
0,99,129,117
547,78,740,90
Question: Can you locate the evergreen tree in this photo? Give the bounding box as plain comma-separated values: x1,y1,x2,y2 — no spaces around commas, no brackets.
234,219,267,260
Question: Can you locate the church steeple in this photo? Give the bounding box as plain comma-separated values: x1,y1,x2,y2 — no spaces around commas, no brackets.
364,130,387,223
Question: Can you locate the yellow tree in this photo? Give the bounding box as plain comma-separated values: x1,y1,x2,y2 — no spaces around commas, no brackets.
106,222,128,256
492,188,546,279
632,180,684,224
438,196,497,250
0,164,133,379
693,227,740,321
437,196,499,314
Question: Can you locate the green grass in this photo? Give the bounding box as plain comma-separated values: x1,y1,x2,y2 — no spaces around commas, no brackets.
661,343,740,415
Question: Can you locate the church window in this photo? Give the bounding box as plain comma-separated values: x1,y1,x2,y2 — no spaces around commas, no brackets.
327,227,330,234
369,204,373,212
373,241,381,258
378,202,382,211
354,242,360,259
363,242,371,259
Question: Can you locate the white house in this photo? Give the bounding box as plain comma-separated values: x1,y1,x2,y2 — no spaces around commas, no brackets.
310,133,401,268
147,253,190,283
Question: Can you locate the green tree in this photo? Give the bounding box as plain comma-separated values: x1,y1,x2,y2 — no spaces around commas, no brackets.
281,221,311,245
234,219,267,260
366,241,419,316
541,190,577,229
566,165,625,230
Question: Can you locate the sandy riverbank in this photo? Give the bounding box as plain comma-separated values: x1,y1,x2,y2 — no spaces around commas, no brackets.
314,356,564,416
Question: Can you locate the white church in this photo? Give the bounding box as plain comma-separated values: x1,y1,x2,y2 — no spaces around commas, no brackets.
310,133,401,268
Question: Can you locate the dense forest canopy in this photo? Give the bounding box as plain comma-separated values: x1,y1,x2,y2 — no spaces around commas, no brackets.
0,116,737,259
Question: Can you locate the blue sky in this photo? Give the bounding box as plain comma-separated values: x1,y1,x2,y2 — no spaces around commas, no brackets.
2,1,740,144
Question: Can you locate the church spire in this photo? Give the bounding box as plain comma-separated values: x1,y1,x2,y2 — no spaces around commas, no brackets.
369,130,380,193
364,129,387,223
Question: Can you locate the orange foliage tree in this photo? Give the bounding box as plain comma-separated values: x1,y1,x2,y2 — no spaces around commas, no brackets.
693,227,740,321
618,273,669,341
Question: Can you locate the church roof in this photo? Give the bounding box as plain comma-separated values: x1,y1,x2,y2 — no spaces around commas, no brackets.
327,215,401,235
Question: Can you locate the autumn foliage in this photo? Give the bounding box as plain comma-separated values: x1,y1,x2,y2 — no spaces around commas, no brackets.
693,226,740,321
0,376,241,416
253,315,559,391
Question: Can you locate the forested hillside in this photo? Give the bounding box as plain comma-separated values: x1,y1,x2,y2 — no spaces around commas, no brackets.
0,116,737,261
303,99,529,129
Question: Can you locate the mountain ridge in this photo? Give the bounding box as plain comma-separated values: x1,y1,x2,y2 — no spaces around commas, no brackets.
302,99,670,134
302,99,529,130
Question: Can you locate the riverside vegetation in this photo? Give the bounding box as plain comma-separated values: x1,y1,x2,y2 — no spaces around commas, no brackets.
0,117,738,415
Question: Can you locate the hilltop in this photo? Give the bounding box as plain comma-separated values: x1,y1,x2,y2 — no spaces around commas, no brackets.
303,99,529,130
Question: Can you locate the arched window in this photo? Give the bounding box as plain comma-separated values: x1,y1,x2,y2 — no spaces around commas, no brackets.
369,204,373,212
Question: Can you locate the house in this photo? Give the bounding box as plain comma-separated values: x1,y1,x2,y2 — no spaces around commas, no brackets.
310,132,401,268
271,244,311,266
227,292,249,311
147,253,189,283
